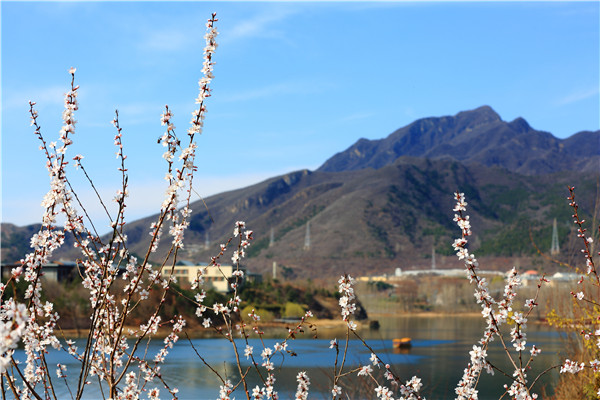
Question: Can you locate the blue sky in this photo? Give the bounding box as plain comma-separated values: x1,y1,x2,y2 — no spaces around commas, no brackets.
2,1,599,229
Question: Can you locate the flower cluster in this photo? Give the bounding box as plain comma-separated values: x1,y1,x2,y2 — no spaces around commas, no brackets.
568,186,597,278
452,192,544,400
0,14,223,399
218,380,233,400
554,187,600,398
1,70,92,397
560,359,585,374
399,377,423,400
338,274,357,329
294,371,310,400
0,301,28,373
330,276,425,400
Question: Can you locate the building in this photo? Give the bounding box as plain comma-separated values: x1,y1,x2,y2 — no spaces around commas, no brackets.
1,261,82,282
548,271,580,287
1,259,257,294
161,261,249,293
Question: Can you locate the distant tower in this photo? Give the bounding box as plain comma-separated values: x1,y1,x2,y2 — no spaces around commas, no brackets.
269,228,275,248
204,231,210,250
272,261,277,280
550,218,560,256
431,246,436,270
304,221,311,250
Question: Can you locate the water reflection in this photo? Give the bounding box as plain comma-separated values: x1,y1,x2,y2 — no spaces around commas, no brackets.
12,316,564,399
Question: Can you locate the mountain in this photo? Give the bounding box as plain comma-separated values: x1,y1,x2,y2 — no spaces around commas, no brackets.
4,160,595,278
2,106,598,280
157,159,597,278
1,223,43,263
318,106,600,175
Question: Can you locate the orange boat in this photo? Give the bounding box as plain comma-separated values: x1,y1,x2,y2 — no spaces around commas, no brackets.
393,338,412,349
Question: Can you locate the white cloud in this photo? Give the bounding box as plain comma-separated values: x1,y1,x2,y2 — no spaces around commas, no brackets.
557,87,600,106
3,85,65,110
132,5,298,54
221,7,298,44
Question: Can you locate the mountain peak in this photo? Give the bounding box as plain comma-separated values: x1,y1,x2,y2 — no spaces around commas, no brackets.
456,105,502,125
508,117,532,133
318,106,598,175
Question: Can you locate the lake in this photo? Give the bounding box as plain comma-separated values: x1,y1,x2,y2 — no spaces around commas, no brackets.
12,315,565,399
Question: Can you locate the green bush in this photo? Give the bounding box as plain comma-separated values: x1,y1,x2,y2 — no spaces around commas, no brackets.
240,304,275,322
282,302,305,319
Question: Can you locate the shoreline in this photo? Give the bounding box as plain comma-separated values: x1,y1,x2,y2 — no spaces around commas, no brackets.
53,311,550,339
368,311,482,318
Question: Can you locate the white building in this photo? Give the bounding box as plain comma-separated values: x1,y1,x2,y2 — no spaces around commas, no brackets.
161,262,245,293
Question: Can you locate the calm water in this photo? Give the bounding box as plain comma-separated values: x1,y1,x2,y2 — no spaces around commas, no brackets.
13,316,565,399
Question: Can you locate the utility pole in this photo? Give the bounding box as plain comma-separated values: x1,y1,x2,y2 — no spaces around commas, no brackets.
304,221,311,250
550,218,560,256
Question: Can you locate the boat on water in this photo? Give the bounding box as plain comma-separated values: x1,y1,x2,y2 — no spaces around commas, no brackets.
393,337,412,349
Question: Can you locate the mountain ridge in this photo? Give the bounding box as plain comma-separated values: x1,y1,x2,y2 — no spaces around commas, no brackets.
318,106,599,175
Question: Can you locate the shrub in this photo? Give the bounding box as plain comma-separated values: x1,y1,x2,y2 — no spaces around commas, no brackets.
283,302,305,319
240,305,275,323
